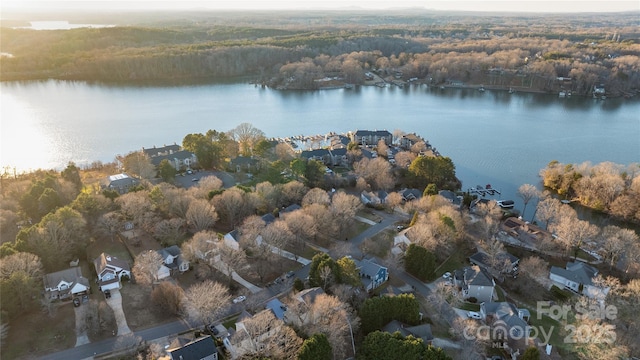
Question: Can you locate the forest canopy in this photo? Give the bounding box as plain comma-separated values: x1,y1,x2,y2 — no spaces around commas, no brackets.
1,10,639,96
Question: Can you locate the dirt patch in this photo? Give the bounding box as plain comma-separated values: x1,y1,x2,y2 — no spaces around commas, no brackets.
120,229,162,257
119,283,175,331
3,304,75,359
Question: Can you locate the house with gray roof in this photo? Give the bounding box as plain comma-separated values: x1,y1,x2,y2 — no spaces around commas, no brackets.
94,253,131,292
469,251,519,274
382,320,433,345
167,335,218,360
300,149,331,164
229,156,259,173
157,245,190,280
142,144,181,158
265,298,287,320
353,258,388,291
480,302,531,342
353,130,392,146
550,261,609,299
43,267,90,300
224,213,276,250
454,265,495,303
101,173,139,194
438,190,462,207
150,150,197,170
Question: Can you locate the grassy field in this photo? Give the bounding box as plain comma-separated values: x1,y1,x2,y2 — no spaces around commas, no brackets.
3,304,76,359
361,229,394,259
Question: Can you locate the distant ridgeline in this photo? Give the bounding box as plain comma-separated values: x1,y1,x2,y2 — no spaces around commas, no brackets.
1,11,639,98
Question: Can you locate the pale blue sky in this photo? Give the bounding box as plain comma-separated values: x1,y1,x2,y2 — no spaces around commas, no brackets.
3,0,638,13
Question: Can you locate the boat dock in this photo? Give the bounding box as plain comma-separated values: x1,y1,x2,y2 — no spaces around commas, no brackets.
468,184,501,196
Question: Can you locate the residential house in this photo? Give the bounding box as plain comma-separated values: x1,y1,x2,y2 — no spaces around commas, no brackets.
353,130,392,146
454,266,496,303
329,148,348,167
43,267,90,300
469,251,519,274
382,320,433,345
94,253,131,292
501,217,554,248
300,149,331,165
157,245,190,280
150,150,198,171
229,156,259,173
353,258,388,291
438,190,462,207
549,261,609,299
223,230,241,250
167,336,218,360
279,204,301,218
480,302,531,342
400,188,422,202
224,310,289,359
399,133,426,150
265,298,287,320
142,144,181,158
329,134,351,149
101,173,138,194
223,213,276,250
360,190,388,206
283,287,326,327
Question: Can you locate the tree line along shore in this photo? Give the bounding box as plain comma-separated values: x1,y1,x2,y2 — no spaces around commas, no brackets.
1,10,639,98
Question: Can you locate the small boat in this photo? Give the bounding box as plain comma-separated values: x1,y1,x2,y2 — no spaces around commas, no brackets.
478,86,485,92
559,91,566,97
508,88,515,94
496,200,515,209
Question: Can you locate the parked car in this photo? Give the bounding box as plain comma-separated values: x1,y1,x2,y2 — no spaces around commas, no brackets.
192,178,199,182
442,272,452,279
467,311,482,320
207,324,220,336
73,298,81,307
104,289,111,299
233,295,246,304
82,294,89,303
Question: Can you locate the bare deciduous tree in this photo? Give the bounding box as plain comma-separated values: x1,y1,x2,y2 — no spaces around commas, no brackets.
212,187,251,229
385,191,404,211
120,151,155,180
229,122,265,156
183,280,231,326
517,184,540,219
218,245,248,286
235,310,302,360
394,151,416,168
115,191,154,226
330,192,362,238
96,211,123,242
132,250,163,287
354,157,394,190
518,256,550,287
186,199,218,232
598,225,639,270
283,210,316,254
181,230,218,263
153,218,186,246
281,180,307,205
535,195,562,230
302,188,330,207
0,252,43,279
150,281,185,316
552,213,598,259
189,175,223,199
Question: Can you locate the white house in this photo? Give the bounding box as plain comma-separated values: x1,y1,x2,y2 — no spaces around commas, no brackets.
549,261,609,299
94,253,131,292
454,266,496,303
223,214,276,250
43,267,90,300
157,245,190,280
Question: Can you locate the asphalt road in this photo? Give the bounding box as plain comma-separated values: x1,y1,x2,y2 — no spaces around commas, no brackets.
40,320,190,360
41,208,410,359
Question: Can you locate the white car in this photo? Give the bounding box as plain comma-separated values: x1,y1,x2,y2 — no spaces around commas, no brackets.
467,311,482,319
233,295,246,304
442,272,452,279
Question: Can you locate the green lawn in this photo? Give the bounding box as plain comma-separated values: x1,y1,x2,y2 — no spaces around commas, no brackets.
527,308,575,356
345,222,371,239
433,251,466,277
361,229,394,258
495,286,506,302
459,302,481,311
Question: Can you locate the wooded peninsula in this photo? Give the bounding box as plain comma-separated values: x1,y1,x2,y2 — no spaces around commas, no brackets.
1,10,639,97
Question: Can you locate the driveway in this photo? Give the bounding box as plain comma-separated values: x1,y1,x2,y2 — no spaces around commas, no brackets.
105,289,132,335
73,301,90,347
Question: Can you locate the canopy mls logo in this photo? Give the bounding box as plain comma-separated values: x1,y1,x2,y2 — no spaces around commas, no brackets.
463,301,618,346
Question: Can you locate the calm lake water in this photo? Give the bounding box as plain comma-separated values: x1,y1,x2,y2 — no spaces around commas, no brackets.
1,80,639,211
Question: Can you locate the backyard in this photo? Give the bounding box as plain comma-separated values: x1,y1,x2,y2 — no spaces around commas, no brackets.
3,304,75,359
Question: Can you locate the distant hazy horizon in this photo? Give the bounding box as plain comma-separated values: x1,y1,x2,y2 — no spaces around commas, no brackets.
2,0,638,14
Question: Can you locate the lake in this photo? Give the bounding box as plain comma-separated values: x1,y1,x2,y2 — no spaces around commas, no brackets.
1,80,638,212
